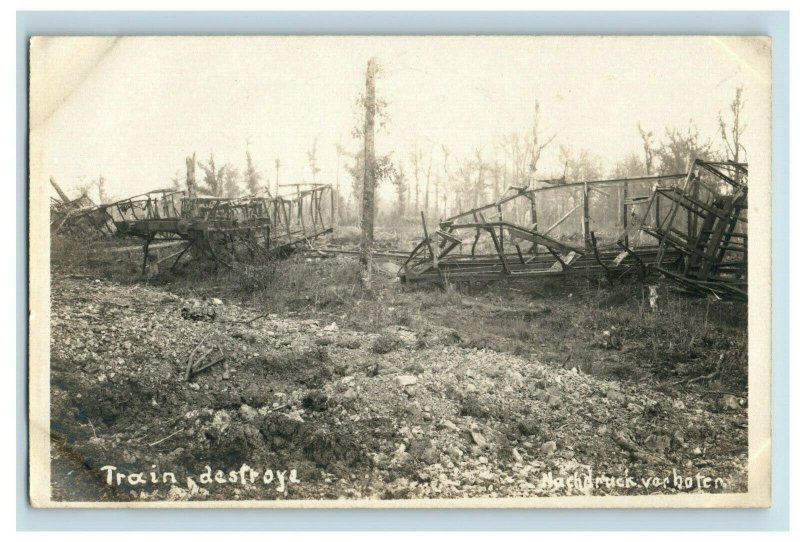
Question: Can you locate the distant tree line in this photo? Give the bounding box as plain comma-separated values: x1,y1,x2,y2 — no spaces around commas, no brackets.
66,83,747,227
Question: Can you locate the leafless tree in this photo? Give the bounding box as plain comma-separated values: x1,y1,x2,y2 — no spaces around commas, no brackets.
244,150,263,195
360,57,378,291
440,145,451,218
424,149,433,214
637,123,655,175
654,123,714,175
307,137,321,183
719,85,747,164
390,162,409,220
410,144,423,214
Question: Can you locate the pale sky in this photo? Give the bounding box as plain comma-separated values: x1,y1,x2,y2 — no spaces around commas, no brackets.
30,35,771,203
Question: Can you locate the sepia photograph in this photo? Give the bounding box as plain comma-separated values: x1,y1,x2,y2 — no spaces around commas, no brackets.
28,35,772,508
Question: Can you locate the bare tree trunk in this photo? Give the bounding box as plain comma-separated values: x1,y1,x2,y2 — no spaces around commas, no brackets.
185,153,197,197
360,58,377,291
424,156,431,215
412,148,420,215
274,159,281,195
434,176,440,219
50,177,70,203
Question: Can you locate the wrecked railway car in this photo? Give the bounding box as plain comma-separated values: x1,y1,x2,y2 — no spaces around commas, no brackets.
51,183,335,273
399,159,747,301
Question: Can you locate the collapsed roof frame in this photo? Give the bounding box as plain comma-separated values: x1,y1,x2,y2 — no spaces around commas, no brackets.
398,173,688,285
399,160,748,301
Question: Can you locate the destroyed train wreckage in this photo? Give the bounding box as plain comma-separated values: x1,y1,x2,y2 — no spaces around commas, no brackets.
51,180,334,273
398,159,747,301
50,159,747,301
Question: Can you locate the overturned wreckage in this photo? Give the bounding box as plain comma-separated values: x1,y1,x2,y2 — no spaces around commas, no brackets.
399,160,747,301
52,183,334,273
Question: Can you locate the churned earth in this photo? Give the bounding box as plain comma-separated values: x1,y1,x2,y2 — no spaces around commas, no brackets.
48,268,748,503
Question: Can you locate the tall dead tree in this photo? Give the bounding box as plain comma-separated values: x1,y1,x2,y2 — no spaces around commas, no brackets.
424,151,432,215
359,58,378,291
185,153,197,197
440,145,451,218
637,123,655,175
335,141,346,223
244,150,262,195
472,149,486,208
96,175,109,203
391,163,408,220
527,100,556,187
307,137,321,183
719,85,746,181
410,144,422,215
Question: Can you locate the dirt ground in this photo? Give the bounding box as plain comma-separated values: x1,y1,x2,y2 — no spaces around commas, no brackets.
47,233,749,502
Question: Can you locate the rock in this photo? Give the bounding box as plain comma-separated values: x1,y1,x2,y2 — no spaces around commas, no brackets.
445,446,463,459
644,434,671,453
506,370,524,387
284,410,304,423
211,410,231,432
625,402,643,414
605,389,626,402
613,431,638,453
323,322,339,332
395,375,418,387
419,446,439,465
343,388,357,400
239,404,258,421
541,441,557,455
168,485,190,501
517,419,538,436
719,394,740,410
211,298,223,305
465,383,477,393
532,389,548,401
470,429,487,448
371,452,390,469
440,419,459,431
391,444,412,467
546,394,562,408
302,390,330,411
